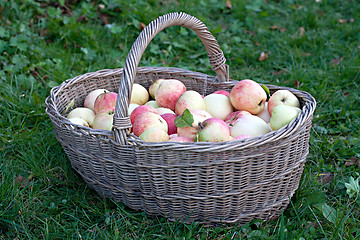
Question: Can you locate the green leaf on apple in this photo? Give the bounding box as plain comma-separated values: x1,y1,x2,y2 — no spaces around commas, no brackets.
261,84,270,100
174,109,194,128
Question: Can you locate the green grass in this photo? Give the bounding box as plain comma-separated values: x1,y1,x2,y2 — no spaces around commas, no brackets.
1,0,360,239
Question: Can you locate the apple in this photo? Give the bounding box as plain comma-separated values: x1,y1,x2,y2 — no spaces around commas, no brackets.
169,136,194,142
198,118,230,142
256,102,271,123
204,94,233,120
232,135,252,140
268,90,300,116
132,112,168,137
270,105,301,130
212,90,230,97
169,133,178,139
131,83,149,105
177,109,213,140
230,115,271,138
161,113,178,135
130,105,158,125
67,107,96,126
139,127,169,142
175,90,205,115
145,100,160,108
68,117,89,127
229,79,267,114
156,107,175,115
224,110,251,127
128,103,140,115
92,109,115,131
149,79,165,99
83,89,109,111
93,91,118,114
155,79,186,111
189,109,213,120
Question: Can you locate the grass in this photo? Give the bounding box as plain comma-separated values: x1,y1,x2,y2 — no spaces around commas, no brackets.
1,0,359,239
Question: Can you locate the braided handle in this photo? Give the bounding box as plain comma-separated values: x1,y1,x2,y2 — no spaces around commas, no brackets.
113,12,228,144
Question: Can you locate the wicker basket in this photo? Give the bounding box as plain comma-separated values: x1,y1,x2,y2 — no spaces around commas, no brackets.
45,12,316,226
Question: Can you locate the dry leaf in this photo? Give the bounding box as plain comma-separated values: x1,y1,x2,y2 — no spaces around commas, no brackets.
272,69,284,75
226,0,232,9
293,79,301,88
270,25,278,30
139,22,146,30
345,156,359,167
77,15,88,22
259,51,269,61
330,57,343,67
244,30,256,36
318,172,334,184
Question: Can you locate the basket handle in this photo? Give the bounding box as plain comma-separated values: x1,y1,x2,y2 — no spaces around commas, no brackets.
113,12,228,144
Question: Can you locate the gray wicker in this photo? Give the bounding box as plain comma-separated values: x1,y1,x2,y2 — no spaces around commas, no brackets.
45,12,316,226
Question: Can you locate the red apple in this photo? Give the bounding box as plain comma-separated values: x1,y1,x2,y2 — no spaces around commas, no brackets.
84,89,109,111
198,118,230,142
93,91,118,114
212,90,230,97
161,113,178,135
155,79,186,111
133,112,168,137
229,79,267,114
224,110,251,127
130,105,158,125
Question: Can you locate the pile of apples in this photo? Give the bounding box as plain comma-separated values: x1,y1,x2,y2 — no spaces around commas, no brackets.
66,78,301,143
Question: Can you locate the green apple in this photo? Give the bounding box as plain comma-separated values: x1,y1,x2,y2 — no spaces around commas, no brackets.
268,90,300,116
270,105,301,130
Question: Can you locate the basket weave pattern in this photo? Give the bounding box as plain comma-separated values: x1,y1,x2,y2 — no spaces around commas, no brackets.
45,13,316,225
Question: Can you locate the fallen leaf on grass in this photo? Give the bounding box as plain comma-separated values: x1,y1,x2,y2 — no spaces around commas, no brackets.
330,57,343,67
318,172,334,184
344,156,359,167
259,51,269,61
139,22,146,30
270,25,278,30
77,15,88,22
293,79,302,88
